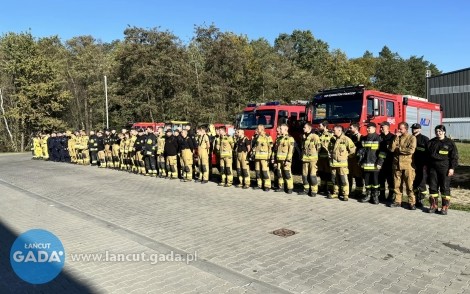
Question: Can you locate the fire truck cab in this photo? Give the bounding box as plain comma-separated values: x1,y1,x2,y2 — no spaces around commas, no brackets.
237,101,309,143
311,85,442,138
131,122,165,130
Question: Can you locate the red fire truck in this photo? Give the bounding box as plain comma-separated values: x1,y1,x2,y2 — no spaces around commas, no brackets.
237,101,310,143
131,122,165,130
310,85,442,138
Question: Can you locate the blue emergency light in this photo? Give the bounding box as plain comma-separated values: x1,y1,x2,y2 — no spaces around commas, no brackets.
266,101,280,106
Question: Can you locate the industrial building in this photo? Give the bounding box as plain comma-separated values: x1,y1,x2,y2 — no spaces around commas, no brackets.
427,67,470,140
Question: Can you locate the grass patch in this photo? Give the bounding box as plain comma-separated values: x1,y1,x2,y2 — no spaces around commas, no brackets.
456,142,470,166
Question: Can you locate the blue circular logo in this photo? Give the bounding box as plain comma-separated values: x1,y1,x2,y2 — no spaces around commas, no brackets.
10,229,65,284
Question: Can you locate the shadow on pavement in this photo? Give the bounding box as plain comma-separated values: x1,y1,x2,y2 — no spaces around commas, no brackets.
0,221,95,294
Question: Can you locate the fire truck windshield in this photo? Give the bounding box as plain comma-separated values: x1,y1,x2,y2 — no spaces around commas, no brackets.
312,94,362,123
239,110,276,129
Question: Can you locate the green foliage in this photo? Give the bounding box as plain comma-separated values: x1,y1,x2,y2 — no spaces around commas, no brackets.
0,25,442,152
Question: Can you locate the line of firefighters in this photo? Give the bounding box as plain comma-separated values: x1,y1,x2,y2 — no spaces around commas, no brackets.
32,120,458,215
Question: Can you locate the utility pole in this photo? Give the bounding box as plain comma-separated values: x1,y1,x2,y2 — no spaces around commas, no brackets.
104,75,109,129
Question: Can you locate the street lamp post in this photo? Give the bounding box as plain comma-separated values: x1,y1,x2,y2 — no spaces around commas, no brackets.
104,75,109,129
426,70,431,100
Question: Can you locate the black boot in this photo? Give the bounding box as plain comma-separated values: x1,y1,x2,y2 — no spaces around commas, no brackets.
416,192,425,208
441,198,449,215
379,190,386,202
360,190,371,203
371,190,379,204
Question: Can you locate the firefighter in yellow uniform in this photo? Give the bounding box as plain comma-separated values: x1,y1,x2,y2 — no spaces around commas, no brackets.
156,127,166,177
67,131,77,163
328,125,356,201
128,129,138,172
389,122,417,209
41,133,50,160
74,131,84,165
80,130,89,165
317,121,333,195
253,124,273,191
180,129,196,182
32,133,42,159
118,132,126,170
123,132,132,170
235,129,251,189
197,126,211,184
274,124,295,194
299,123,321,197
103,130,113,167
216,127,234,187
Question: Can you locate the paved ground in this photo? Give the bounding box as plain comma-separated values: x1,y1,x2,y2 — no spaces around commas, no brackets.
1,153,470,294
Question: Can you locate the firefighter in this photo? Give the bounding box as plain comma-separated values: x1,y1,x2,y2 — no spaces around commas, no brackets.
135,129,146,174
103,129,113,168
156,127,167,177
118,132,126,170
174,129,183,179
379,121,395,202
74,130,84,165
47,132,56,161
213,128,221,176
299,123,321,197
111,129,121,169
358,122,384,204
274,124,295,194
427,125,459,215
164,129,179,179
197,126,211,184
88,130,99,166
32,133,42,159
80,130,90,165
41,133,50,160
143,127,157,176
67,131,77,163
411,123,430,208
253,124,273,191
128,129,138,172
272,126,282,190
96,131,106,167
59,132,70,163
389,122,417,209
179,129,195,182
328,125,356,201
347,123,364,198
235,129,251,189
317,121,333,195
216,127,234,187
123,132,131,171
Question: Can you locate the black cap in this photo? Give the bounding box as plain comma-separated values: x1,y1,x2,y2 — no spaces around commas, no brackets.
166,129,173,133
367,122,377,128
138,128,144,132
411,123,421,129
380,121,390,127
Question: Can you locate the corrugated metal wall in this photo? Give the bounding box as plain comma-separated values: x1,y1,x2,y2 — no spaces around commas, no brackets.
442,118,470,140
428,68,470,118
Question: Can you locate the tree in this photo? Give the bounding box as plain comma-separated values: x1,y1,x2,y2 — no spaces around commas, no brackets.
0,32,71,151
374,46,409,94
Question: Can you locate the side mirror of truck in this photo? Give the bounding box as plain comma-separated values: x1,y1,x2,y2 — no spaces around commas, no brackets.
373,98,379,116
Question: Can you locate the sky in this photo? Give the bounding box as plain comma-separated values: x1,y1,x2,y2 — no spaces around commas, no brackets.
1,0,469,73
